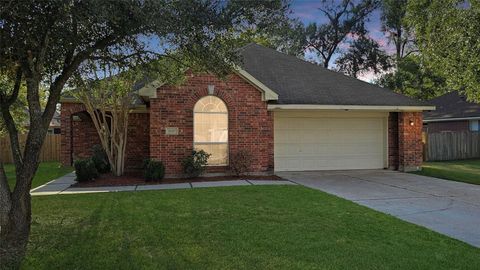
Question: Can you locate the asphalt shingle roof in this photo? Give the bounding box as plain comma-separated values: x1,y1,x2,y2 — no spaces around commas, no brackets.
239,43,429,107
424,91,480,120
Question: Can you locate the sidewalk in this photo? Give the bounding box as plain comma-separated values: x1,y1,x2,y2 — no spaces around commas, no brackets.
30,173,296,196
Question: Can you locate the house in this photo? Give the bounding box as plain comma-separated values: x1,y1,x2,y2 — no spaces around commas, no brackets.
60,44,435,177
423,91,480,133
24,110,61,134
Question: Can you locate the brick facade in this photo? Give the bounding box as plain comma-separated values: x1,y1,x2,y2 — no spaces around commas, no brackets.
60,103,149,170
61,73,424,176
396,112,423,171
149,73,273,177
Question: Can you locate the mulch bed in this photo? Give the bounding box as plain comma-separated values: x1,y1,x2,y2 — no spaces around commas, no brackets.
72,173,284,187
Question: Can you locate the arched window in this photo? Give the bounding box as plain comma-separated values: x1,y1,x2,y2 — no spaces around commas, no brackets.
194,96,228,165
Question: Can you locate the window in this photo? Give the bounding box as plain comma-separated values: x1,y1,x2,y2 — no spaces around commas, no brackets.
470,120,479,132
194,96,228,165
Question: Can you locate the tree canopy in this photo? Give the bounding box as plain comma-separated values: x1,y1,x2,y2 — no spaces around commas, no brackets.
304,0,379,68
0,0,292,267
376,55,447,100
407,0,480,102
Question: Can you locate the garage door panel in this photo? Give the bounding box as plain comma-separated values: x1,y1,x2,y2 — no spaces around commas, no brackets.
274,113,387,171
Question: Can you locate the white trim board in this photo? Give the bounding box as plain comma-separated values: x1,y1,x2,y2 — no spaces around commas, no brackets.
424,117,480,122
234,69,278,101
268,104,435,112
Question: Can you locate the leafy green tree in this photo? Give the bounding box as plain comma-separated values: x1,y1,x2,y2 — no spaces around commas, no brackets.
380,0,415,63
0,0,289,267
73,59,186,177
0,75,28,137
376,55,447,100
407,0,480,101
234,20,306,57
304,0,379,68
336,35,391,78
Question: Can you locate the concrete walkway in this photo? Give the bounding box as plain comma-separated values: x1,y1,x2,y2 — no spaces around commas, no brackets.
30,172,296,196
278,170,480,248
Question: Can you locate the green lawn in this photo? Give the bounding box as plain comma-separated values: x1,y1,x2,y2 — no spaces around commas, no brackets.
24,186,479,269
415,159,480,185
5,162,73,189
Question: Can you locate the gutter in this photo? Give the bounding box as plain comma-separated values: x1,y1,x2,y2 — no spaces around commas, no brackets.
268,104,436,112
423,116,480,122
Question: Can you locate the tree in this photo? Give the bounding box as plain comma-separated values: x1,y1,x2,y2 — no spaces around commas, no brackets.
336,35,391,78
234,19,306,57
304,0,379,68
376,55,447,100
0,0,290,267
73,59,186,177
407,0,480,102
380,0,415,63
0,74,28,137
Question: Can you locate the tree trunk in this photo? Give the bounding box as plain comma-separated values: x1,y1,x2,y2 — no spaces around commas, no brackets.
0,174,33,269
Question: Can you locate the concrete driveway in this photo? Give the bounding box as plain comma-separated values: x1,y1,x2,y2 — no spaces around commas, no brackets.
277,170,480,248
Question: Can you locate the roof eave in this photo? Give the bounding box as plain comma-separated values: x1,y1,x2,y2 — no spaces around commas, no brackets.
268,104,436,112
424,116,480,122
234,68,279,101
137,79,164,99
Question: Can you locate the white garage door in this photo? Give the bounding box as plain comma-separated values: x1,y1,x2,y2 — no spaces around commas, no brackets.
274,111,388,171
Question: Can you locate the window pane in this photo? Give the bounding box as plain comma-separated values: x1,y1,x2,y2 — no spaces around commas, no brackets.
194,113,228,143
194,96,227,113
470,120,479,131
194,143,228,165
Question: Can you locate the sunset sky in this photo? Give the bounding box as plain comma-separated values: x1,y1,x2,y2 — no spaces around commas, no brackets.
290,0,393,82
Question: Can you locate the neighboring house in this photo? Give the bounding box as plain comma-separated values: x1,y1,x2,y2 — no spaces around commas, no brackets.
60,44,434,177
424,91,480,133
24,110,61,134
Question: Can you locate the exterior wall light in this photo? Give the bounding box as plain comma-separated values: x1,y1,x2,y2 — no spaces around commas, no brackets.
208,85,215,95
409,120,414,126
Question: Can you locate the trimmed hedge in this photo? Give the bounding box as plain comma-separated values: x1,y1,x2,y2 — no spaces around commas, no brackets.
91,144,110,173
143,159,165,181
182,150,210,178
74,158,99,182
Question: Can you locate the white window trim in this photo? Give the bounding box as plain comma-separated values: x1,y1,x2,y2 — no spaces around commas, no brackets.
193,96,229,166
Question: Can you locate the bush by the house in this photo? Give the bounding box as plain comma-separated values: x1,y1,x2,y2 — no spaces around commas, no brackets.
230,149,253,176
182,150,211,178
91,144,110,173
143,159,165,181
74,158,99,182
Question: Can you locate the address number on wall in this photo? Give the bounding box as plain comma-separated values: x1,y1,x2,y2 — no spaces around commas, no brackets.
165,127,179,135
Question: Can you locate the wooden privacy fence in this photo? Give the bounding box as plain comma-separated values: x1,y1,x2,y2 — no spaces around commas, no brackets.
0,134,61,163
423,131,480,161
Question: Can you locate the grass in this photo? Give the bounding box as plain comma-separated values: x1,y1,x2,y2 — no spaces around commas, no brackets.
24,185,479,269
414,159,480,185
5,162,73,189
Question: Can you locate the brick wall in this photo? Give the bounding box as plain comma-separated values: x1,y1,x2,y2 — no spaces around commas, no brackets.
60,102,149,170
424,120,469,133
149,73,273,177
397,112,423,171
388,112,399,170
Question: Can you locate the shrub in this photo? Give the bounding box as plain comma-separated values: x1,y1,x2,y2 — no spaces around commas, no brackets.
91,144,110,173
143,159,165,181
74,158,99,182
230,149,253,176
182,150,211,178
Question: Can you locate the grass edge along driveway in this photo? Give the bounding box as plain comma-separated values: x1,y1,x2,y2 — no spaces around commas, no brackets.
24,185,480,269
414,159,480,185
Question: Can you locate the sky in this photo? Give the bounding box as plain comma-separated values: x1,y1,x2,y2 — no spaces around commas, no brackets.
289,0,394,82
